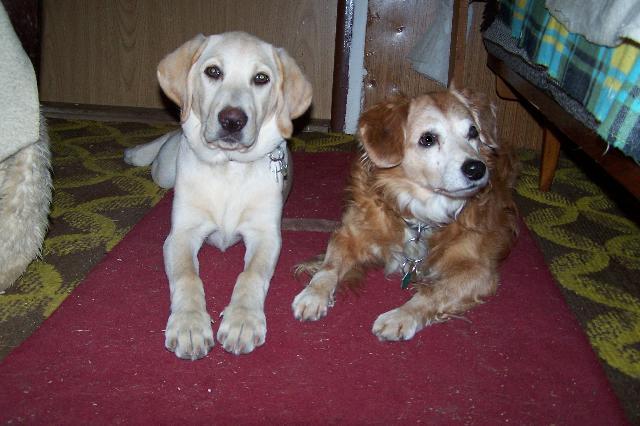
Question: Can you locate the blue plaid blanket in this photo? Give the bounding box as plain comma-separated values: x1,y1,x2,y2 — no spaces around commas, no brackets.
500,0,640,163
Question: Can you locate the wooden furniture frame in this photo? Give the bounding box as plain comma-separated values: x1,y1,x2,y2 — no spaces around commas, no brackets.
487,53,640,199
330,0,354,132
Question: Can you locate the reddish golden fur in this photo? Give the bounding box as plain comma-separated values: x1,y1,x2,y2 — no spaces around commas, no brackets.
293,89,518,341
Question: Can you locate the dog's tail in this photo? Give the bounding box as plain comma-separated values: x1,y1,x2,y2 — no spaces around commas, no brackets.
294,254,366,290
123,130,179,167
293,254,325,281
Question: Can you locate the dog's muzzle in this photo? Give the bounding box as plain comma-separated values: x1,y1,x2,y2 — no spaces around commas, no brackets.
207,107,253,148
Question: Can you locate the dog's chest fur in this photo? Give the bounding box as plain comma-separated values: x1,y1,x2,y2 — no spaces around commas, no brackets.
174,147,284,251
383,193,464,277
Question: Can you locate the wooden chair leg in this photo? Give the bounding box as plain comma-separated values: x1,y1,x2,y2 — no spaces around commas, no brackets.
448,0,468,88
539,127,561,191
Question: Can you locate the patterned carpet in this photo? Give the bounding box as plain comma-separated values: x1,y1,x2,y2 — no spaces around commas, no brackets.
0,119,172,358
514,149,640,423
0,119,637,422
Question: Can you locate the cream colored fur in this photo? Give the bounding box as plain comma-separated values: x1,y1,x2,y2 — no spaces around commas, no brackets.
0,114,52,292
124,32,311,359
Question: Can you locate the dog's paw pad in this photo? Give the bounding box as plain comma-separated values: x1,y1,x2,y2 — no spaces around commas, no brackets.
372,308,421,341
165,310,214,360
291,287,333,321
217,306,266,355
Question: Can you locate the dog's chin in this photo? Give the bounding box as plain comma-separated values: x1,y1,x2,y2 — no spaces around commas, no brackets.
204,135,254,152
434,183,485,199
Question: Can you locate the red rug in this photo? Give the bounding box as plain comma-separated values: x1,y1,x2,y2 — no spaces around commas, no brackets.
0,153,627,424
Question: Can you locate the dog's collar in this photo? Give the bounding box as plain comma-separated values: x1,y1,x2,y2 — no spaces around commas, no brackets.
402,218,436,234
268,142,288,183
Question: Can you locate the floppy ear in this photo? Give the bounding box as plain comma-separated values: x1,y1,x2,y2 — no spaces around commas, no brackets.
459,88,498,149
157,34,207,122
358,99,409,168
274,48,313,137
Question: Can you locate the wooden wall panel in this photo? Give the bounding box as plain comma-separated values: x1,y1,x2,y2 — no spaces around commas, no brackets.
463,3,543,150
363,0,442,108
363,1,542,149
40,0,337,119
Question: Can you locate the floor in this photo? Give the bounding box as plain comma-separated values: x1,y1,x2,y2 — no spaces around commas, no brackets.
0,111,638,422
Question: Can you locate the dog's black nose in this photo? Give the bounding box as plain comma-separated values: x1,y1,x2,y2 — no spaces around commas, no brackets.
461,160,486,181
218,107,248,133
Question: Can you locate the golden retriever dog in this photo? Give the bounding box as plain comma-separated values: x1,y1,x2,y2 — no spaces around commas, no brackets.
292,89,518,341
124,32,312,359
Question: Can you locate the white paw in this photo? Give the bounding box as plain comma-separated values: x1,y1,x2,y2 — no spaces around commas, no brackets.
123,146,135,165
165,310,214,360
372,307,422,341
292,286,334,321
217,305,266,355
123,145,145,166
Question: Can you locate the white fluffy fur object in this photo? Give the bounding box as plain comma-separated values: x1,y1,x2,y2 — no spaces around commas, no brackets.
0,114,52,291
0,4,52,291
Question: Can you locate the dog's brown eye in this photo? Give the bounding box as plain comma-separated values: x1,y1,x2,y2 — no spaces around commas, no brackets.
419,132,437,147
205,66,223,80
468,125,479,139
254,72,270,85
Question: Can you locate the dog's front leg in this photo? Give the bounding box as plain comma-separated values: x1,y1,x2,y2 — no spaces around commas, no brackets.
163,231,214,360
372,264,498,341
217,228,280,355
292,226,360,321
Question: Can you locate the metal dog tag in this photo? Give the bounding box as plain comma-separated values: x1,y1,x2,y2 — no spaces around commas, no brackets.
269,145,288,183
399,228,428,289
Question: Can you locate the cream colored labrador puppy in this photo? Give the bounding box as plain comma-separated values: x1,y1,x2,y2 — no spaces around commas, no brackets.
124,32,312,359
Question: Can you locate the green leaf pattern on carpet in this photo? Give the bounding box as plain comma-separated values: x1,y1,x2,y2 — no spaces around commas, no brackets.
588,311,640,379
516,152,640,381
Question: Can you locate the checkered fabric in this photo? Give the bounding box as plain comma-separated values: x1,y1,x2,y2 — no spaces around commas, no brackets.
500,0,640,162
